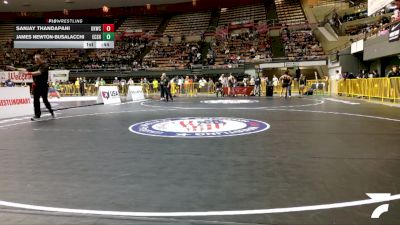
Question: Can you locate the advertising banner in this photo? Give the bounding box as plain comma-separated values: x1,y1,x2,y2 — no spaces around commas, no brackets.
0,71,33,83
0,87,33,119
126,85,145,101
96,86,121,104
0,70,69,83
49,70,69,82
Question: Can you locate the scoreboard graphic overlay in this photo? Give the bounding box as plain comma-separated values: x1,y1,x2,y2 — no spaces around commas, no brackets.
14,19,115,49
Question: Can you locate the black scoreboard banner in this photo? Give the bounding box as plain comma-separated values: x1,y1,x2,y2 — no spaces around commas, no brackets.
15,24,109,32
13,20,115,49
15,33,107,41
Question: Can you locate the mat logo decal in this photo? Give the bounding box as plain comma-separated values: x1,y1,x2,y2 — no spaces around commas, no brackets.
179,119,226,132
129,117,270,138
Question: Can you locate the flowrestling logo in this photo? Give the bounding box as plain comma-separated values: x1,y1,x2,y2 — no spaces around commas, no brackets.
129,117,270,138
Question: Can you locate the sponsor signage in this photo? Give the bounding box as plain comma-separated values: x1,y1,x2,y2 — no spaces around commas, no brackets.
0,70,69,83
0,71,33,83
49,70,69,82
96,86,121,104
129,117,270,138
223,87,254,96
126,85,145,102
260,61,326,69
0,87,33,119
389,22,400,42
284,62,300,67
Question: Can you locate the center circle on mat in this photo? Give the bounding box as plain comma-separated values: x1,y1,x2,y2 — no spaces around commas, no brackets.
129,117,270,138
201,100,259,104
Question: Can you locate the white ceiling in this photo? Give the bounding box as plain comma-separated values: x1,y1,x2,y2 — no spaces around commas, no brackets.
0,0,193,12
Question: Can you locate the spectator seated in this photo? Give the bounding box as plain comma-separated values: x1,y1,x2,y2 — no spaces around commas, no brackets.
281,27,325,61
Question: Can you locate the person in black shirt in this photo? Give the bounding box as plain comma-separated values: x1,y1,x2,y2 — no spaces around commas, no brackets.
165,75,173,102
18,54,55,121
279,72,292,99
254,75,261,96
79,77,86,96
159,73,166,100
387,65,400,78
160,73,173,102
215,80,223,97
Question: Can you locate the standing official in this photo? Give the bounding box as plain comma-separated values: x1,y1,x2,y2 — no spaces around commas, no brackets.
160,73,166,100
254,75,261,96
279,71,292,99
11,54,55,121
161,73,173,102
79,77,86,96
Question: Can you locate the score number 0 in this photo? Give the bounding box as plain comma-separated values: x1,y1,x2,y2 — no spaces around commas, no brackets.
102,24,114,32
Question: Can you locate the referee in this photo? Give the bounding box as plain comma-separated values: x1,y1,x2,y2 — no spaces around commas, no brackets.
9,54,55,121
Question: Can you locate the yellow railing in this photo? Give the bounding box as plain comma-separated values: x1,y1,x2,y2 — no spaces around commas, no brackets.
55,80,329,97
55,84,144,96
269,80,329,96
337,78,400,102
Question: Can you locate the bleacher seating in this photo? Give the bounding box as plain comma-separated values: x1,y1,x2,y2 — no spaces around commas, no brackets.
210,3,271,65
164,11,211,36
0,3,330,70
0,20,14,44
218,3,267,26
274,0,307,25
212,32,272,65
117,16,162,33
144,42,201,69
331,6,394,36
281,27,325,60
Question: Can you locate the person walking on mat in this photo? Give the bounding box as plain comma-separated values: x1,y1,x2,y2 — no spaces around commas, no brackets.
9,54,55,121
279,71,292,99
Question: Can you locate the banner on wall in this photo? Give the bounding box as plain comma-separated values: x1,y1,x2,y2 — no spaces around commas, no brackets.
0,70,69,83
0,87,33,119
368,0,393,16
0,71,33,83
389,21,400,42
49,70,69,83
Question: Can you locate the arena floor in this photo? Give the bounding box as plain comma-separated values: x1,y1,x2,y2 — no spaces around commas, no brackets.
0,96,399,225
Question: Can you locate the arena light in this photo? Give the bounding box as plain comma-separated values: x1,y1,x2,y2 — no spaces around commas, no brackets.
102,5,109,13
3,0,8,4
